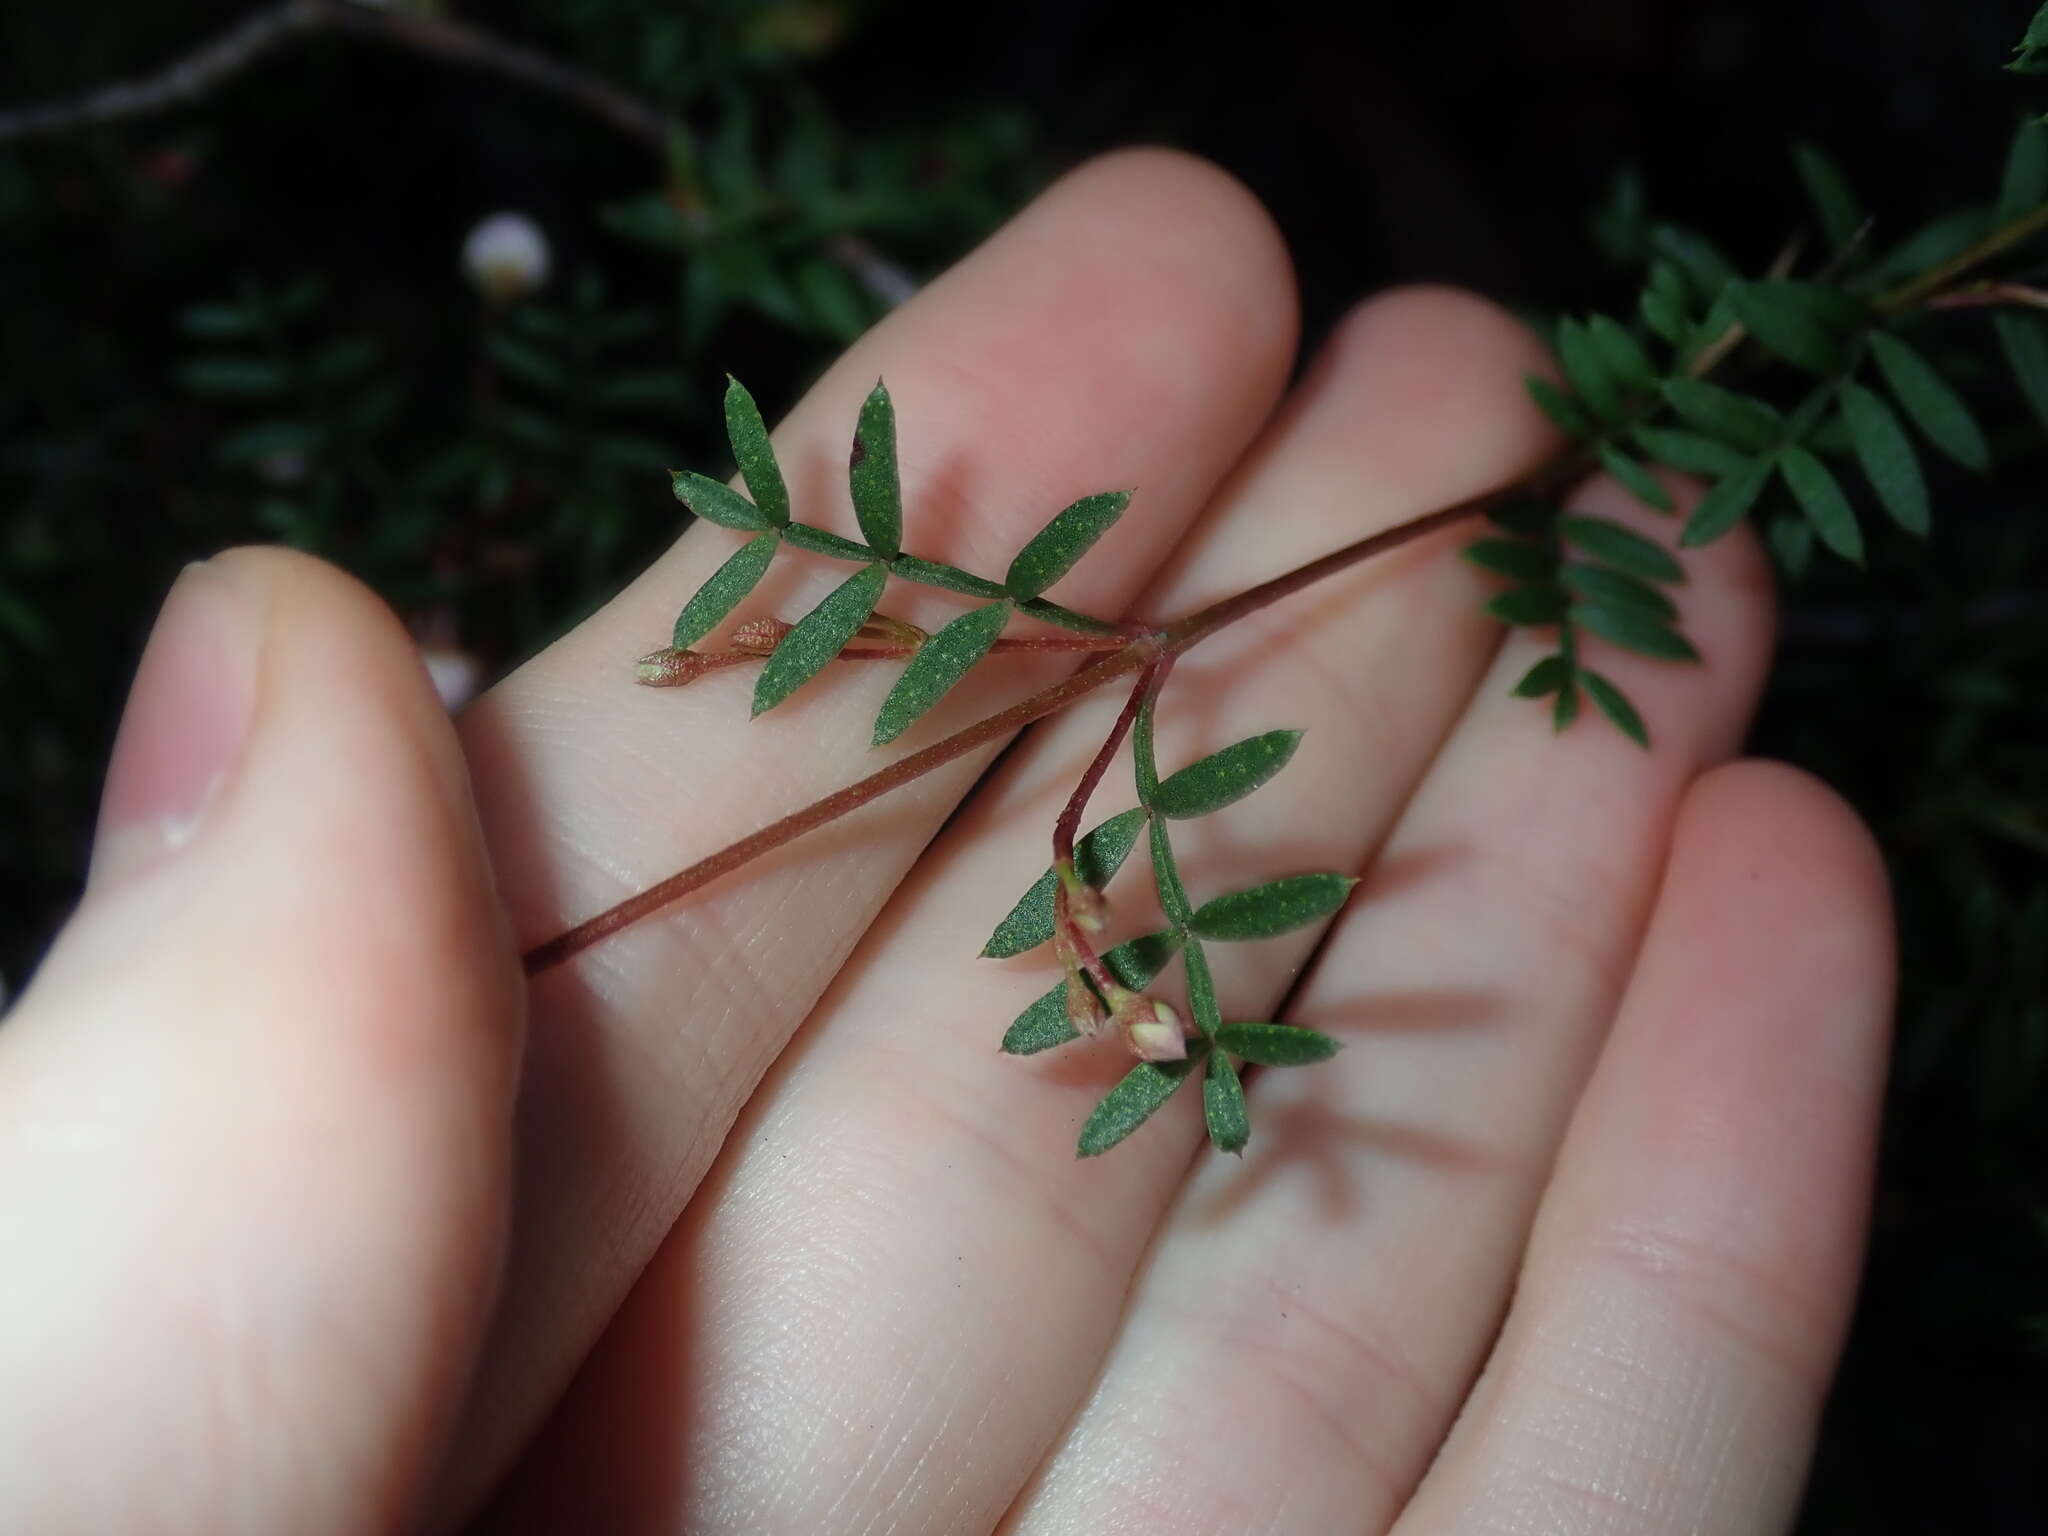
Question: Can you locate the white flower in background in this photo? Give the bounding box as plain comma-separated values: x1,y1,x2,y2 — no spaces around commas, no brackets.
462,211,550,303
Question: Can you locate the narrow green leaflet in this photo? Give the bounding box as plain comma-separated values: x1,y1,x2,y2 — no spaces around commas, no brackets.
1562,564,1678,622
1148,815,1196,929
1557,318,1625,423
1661,379,1785,453
848,381,902,557
781,522,874,561
872,601,1011,746
890,556,1008,600
1867,331,1990,471
1839,382,1929,536
1005,491,1132,600
1213,1022,1342,1066
1203,1052,1250,1154
1553,680,1582,730
1727,281,1849,375
672,533,778,649
1571,602,1700,662
672,470,772,532
1485,585,1568,626
1182,936,1222,1034
723,377,789,527
1993,312,2048,431
1681,456,1774,547
1463,538,1556,584
1632,426,1749,479
1559,515,1683,583
1512,655,1573,698
982,806,1151,958
1579,668,1649,747
1779,444,1864,564
1151,729,1305,820
1524,376,1591,438
1001,931,1183,1054
750,561,889,716
1769,513,1815,578
1078,1057,1202,1157
1640,287,1688,347
1597,444,1675,512
1587,315,1656,392
1190,873,1357,942
1793,142,1864,255
1998,116,2048,225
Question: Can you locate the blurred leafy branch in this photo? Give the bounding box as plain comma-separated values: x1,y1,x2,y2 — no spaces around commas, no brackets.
0,0,1034,993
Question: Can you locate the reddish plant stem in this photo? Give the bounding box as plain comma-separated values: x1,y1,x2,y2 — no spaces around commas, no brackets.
1052,657,1163,864
526,488,1509,975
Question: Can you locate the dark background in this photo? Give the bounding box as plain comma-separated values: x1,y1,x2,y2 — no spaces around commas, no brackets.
2,1,2043,1528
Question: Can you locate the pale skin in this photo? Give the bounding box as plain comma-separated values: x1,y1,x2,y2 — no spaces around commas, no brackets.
0,150,1894,1534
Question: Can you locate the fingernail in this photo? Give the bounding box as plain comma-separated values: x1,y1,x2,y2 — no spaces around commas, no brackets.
90,560,262,889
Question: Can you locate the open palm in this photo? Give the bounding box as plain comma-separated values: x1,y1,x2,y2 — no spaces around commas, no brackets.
0,151,1892,1535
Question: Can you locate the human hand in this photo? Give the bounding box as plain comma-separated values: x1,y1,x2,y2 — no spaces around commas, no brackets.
0,151,1893,1534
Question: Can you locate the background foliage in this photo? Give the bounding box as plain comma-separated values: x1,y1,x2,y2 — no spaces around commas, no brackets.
0,0,2041,1527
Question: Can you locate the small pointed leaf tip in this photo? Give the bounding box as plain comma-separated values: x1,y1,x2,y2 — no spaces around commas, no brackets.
1005,491,1132,600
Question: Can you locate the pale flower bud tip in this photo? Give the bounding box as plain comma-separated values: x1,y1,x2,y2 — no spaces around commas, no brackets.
463,211,551,302
1119,997,1186,1061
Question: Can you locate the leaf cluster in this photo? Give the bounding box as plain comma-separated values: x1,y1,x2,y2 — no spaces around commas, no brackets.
666,376,1132,741
1479,121,2048,743
987,706,1348,1157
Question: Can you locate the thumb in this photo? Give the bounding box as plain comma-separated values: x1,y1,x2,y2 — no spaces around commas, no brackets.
0,549,523,1534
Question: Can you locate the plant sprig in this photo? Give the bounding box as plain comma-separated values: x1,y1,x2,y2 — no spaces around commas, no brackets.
528,5,2048,1157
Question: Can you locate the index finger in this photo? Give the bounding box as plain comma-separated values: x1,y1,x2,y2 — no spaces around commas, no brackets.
438,149,1300,1516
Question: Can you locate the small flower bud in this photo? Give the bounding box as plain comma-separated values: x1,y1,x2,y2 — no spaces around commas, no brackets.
729,617,793,656
1119,997,1187,1062
634,647,718,687
463,211,551,303
1054,859,1110,934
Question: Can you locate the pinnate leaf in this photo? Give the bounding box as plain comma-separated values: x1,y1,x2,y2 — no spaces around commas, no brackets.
1867,331,1990,471
723,377,789,526
1151,730,1305,820
1203,1052,1250,1154
1006,491,1131,599
672,470,773,532
1213,1022,1342,1066
848,381,901,558
1681,455,1773,547
1191,873,1356,941
872,601,1011,746
1571,602,1700,662
1779,444,1864,564
1579,668,1649,747
672,533,777,649
1839,382,1928,536
1559,514,1684,583
750,561,888,716
1078,1058,1202,1157
982,806,1150,958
